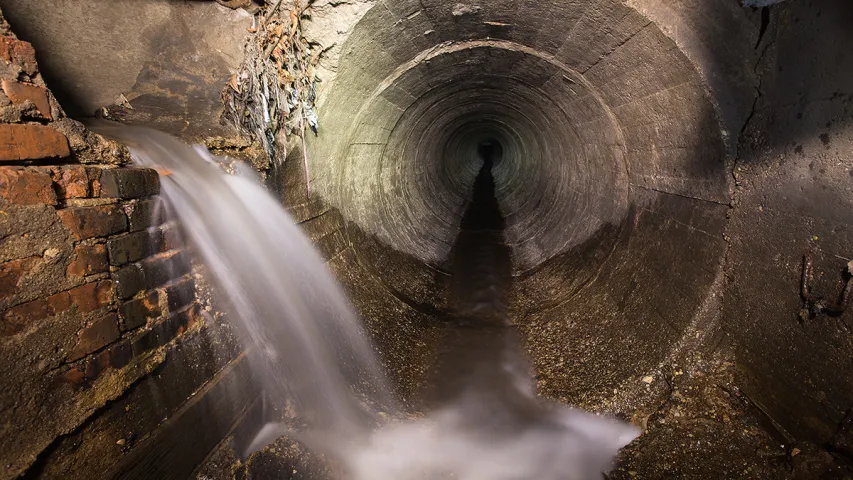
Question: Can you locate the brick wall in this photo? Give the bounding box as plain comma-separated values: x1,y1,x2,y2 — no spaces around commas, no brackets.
0,18,244,480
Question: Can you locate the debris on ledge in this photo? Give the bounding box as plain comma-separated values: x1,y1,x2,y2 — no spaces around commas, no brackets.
222,0,324,187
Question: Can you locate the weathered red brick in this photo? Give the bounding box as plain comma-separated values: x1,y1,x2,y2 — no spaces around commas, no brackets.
40,281,111,316
0,166,56,205
106,339,132,369
64,338,133,387
61,346,126,387
57,205,127,240
58,357,101,388
51,166,87,198
47,287,72,316
1,280,113,336
94,345,112,371
67,244,108,277
2,290,77,334
100,168,159,199
0,124,71,161
82,359,102,383
185,303,203,331
1,79,51,119
61,365,87,386
165,277,195,312
113,251,191,300
67,312,119,361
0,255,39,294
161,224,183,251
63,280,113,313
1,298,48,336
118,290,160,331
51,165,100,199
90,339,133,374
91,172,102,196
124,198,166,232
107,230,164,267
3,297,49,321
130,306,195,356
0,36,37,76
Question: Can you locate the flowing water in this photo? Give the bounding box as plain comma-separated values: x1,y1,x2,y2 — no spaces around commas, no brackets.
94,123,639,480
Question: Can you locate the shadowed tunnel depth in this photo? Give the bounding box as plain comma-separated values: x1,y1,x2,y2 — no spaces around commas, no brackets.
309,2,730,413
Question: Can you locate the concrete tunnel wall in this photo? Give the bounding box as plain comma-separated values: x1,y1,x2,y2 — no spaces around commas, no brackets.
305,0,733,416
1,0,853,476
300,0,853,443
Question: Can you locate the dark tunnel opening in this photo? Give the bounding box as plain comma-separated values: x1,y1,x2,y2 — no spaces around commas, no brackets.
309,7,731,421
460,141,504,232
425,137,514,409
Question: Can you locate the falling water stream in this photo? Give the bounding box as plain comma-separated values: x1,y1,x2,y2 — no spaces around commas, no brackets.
94,123,638,480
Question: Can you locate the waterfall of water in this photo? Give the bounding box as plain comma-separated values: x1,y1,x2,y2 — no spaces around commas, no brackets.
92,122,395,444
93,122,638,480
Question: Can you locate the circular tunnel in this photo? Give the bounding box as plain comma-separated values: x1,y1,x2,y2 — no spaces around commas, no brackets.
309,0,729,410
4,0,853,477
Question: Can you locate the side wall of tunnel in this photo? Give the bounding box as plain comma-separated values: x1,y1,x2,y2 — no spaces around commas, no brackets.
0,13,255,480
302,0,853,443
720,0,853,444
628,0,853,444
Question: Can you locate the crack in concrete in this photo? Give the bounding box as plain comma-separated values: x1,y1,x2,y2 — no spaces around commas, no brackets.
755,6,771,49
710,12,779,427
631,183,731,207
580,20,653,75
555,0,602,54
736,13,776,159
296,208,331,225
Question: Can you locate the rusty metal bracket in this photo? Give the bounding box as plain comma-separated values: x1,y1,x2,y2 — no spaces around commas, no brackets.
800,250,853,319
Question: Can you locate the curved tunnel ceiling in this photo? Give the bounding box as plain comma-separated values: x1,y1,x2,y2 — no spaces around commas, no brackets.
310,0,729,277
306,0,733,408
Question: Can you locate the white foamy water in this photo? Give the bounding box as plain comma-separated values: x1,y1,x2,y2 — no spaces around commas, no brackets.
94,122,639,480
